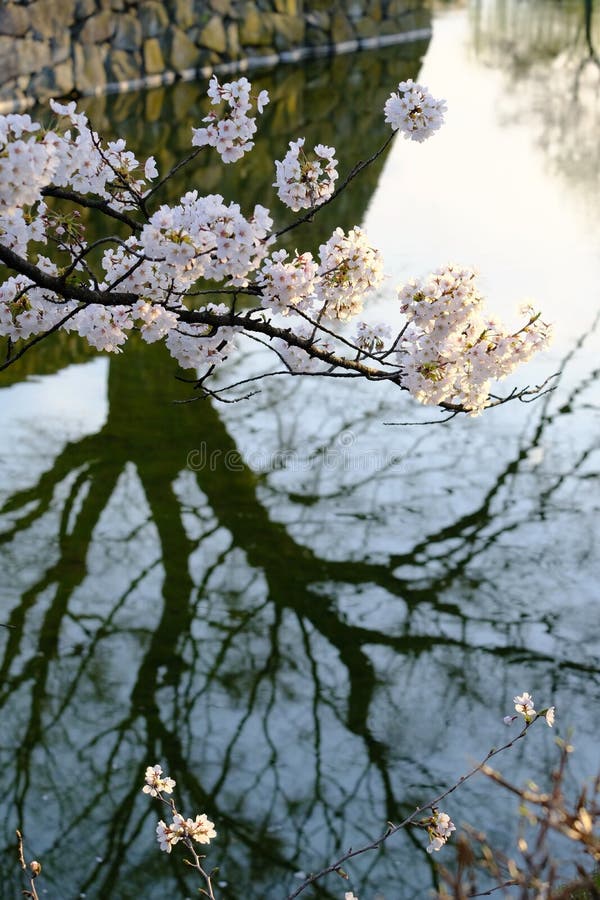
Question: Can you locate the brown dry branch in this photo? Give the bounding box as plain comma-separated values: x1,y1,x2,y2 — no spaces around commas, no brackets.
435,739,600,899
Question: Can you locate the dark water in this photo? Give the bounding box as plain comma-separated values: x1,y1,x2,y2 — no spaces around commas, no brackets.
1,4,599,898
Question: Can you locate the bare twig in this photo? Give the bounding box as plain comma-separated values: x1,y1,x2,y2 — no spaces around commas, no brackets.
41,186,141,233
0,305,82,372
287,724,532,898
16,830,41,900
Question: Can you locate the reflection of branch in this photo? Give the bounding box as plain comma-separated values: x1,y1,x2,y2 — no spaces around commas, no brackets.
0,298,597,896
473,0,600,184
583,0,600,64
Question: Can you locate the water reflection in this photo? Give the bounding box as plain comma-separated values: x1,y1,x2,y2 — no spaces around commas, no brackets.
1,11,600,900
471,0,600,194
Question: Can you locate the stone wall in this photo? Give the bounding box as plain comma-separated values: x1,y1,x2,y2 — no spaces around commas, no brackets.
0,0,430,111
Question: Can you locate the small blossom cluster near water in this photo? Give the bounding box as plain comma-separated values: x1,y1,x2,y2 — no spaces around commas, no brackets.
426,809,457,854
142,764,217,856
142,764,176,797
504,692,556,727
384,79,447,142
258,226,384,323
274,138,338,211
0,75,552,415
156,813,217,853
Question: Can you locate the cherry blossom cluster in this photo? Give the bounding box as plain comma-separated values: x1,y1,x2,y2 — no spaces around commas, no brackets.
274,138,338,211
354,320,393,352
0,75,554,415
397,265,553,415
0,258,75,341
425,809,457,853
114,194,267,297
258,249,318,314
65,297,236,367
137,190,273,291
0,100,160,222
142,764,176,797
156,813,217,853
316,226,385,320
0,114,58,213
192,75,269,163
384,79,447,142
48,100,158,209
0,204,48,256
141,763,217,861
257,227,384,323
86,191,272,354
504,692,556,727
67,303,132,352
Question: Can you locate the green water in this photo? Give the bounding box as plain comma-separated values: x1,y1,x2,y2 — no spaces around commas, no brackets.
1,4,600,898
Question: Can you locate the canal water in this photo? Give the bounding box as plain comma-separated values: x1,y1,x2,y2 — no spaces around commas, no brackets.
1,2,599,897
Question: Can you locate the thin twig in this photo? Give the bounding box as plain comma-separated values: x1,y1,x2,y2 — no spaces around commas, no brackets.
143,147,202,205
468,880,519,897
0,305,82,372
41,186,141,233
287,723,532,899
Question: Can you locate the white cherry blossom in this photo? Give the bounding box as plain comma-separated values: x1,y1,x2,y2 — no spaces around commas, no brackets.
384,79,447,142
274,138,338,211
142,764,176,797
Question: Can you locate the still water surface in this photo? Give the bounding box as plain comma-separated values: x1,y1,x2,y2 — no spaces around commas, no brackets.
0,2,599,897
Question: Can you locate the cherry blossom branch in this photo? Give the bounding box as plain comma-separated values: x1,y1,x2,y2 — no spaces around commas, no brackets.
41,186,141,233
271,131,395,241
291,306,402,369
143,147,202,206
287,722,535,899
0,77,553,417
0,237,556,413
141,765,218,898
0,304,82,372
0,241,137,306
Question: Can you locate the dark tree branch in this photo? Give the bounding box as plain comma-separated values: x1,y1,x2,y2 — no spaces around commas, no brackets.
41,186,141,233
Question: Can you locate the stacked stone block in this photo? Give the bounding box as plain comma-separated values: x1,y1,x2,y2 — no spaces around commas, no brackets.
0,0,429,110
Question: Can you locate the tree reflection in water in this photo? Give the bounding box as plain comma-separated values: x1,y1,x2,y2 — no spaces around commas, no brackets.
471,0,600,194
1,19,600,900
